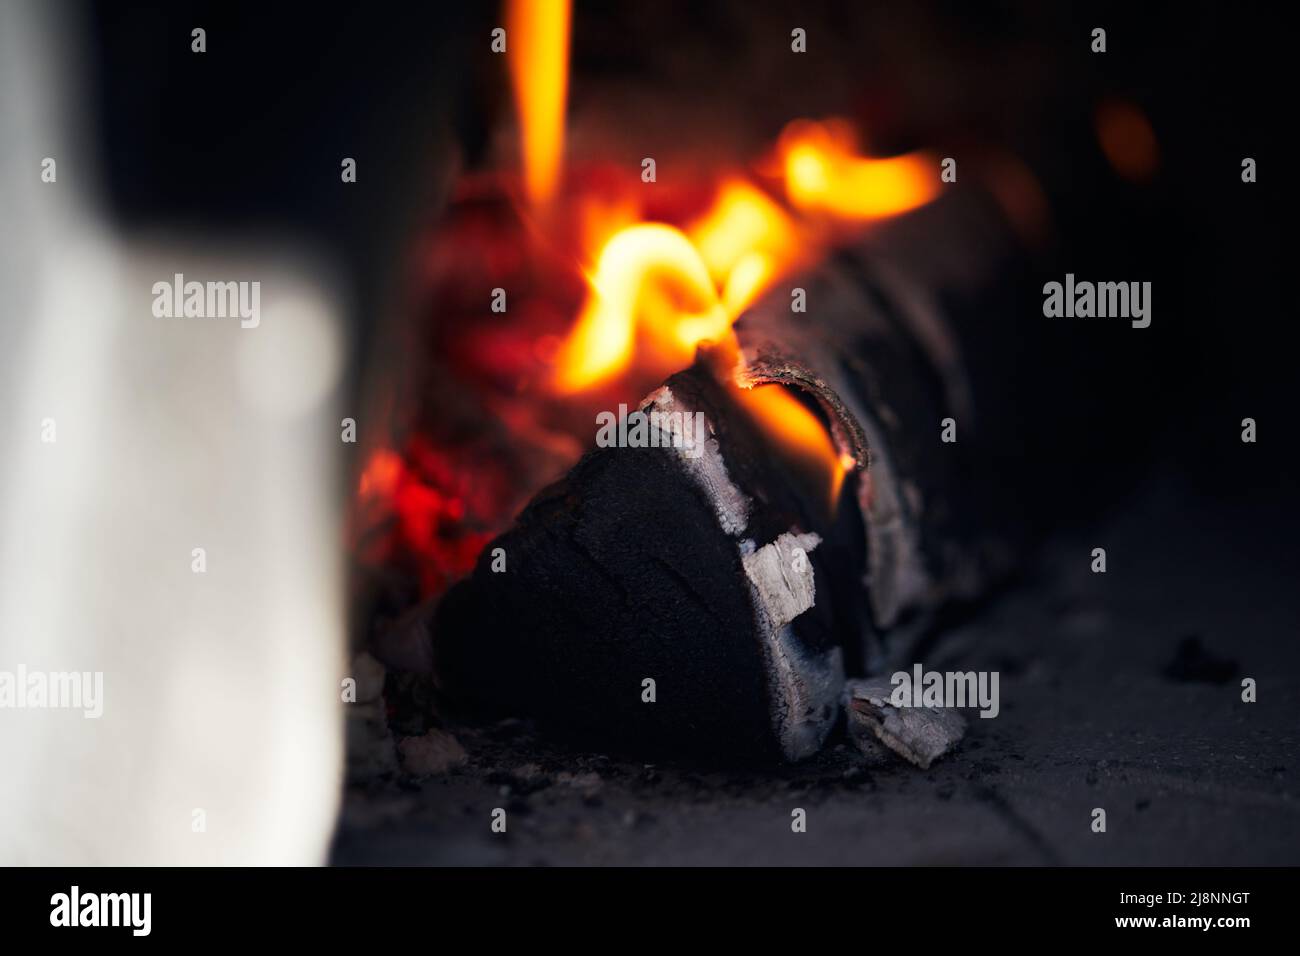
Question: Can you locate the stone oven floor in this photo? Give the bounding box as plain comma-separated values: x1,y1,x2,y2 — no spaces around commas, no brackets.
330,473,1300,866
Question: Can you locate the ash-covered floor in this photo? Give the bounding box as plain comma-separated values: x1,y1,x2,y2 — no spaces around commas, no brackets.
330,471,1300,866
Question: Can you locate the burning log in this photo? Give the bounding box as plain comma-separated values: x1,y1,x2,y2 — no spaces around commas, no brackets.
434,356,851,763
428,191,1022,764
351,6,1048,767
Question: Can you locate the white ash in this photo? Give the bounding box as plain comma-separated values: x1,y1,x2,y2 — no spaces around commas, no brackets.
641,386,750,535
744,532,844,762
742,531,820,629
844,676,966,770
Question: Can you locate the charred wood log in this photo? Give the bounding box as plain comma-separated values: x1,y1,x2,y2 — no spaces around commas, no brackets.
429,191,1030,764
434,360,852,763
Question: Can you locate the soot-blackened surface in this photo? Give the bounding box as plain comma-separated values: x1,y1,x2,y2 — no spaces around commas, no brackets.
434,440,777,763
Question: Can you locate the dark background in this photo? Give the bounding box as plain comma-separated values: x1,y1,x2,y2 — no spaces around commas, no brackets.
84,0,1294,523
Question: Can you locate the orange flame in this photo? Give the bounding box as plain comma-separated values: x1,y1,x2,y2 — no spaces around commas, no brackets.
549,207,845,503
554,181,804,392
552,223,731,392
552,121,941,395
688,179,804,317
733,384,848,505
779,119,939,219
508,11,935,509
546,118,943,506
507,0,571,208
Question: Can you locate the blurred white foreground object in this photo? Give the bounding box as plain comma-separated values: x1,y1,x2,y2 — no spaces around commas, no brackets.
0,0,345,864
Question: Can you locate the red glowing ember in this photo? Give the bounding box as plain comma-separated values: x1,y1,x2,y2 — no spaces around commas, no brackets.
353,441,502,597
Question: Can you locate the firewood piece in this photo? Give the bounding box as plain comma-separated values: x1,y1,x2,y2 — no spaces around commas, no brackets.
844,676,967,769
432,361,849,764
428,193,1026,764
732,194,1028,670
